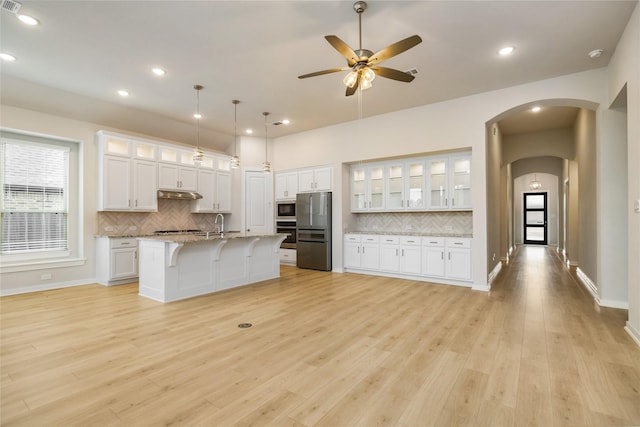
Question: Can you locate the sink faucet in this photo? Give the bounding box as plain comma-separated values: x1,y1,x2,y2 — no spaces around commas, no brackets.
214,213,224,234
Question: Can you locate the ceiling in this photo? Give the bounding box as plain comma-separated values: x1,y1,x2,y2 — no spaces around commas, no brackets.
1,1,636,152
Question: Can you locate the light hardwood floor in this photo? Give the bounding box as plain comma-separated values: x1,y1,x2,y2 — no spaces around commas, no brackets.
2,245,639,426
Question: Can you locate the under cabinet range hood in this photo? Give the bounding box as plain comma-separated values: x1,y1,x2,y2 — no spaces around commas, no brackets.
157,190,203,200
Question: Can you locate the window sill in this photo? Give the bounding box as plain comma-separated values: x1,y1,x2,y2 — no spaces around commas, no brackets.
0,257,86,274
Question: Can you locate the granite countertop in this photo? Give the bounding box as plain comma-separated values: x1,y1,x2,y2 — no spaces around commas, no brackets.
346,231,473,238
137,232,288,243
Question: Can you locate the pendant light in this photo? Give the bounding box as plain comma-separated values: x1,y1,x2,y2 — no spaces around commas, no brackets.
529,174,542,190
192,84,204,165
230,100,240,169
262,112,271,174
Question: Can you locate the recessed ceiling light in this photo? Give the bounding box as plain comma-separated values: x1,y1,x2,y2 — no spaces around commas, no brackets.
152,67,166,76
117,89,129,97
531,106,541,113
498,46,515,56
246,129,253,134
0,53,16,61
281,119,290,125
17,14,39,26
193,113,202,119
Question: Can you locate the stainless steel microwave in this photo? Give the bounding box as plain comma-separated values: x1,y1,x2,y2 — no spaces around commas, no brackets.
276,201,296,219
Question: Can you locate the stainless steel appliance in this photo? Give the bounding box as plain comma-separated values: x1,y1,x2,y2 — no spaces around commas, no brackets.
276,220,297,249
296,192,331,271
276,201,296,219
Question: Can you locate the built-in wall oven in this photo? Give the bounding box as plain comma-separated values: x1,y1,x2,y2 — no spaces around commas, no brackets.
276,220,297,249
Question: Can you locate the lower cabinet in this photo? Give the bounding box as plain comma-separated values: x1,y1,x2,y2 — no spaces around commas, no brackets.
279,248,297,265
96,237,139,285
344,233,472,286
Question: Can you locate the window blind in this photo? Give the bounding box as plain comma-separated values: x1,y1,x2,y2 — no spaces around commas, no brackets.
1,141,69,254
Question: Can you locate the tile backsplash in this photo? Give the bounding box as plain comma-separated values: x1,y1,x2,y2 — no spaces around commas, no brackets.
97,199,221,235
352,211,472,235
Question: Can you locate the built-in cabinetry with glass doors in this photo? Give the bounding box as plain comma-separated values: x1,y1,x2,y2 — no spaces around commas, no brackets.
97,132,158,212
350,152,471,213
351,164,385,211
427,154,472,210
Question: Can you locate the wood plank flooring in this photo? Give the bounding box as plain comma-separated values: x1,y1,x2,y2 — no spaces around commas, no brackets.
1,245,639,426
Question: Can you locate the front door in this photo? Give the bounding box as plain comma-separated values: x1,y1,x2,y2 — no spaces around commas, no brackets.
524,192,547,245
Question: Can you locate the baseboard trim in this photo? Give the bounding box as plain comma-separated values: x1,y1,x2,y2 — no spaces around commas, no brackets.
0,278,96,297
625,322,640,348
487,262,502,285
576,267,598,300
472,283,490,292
599,299,629,310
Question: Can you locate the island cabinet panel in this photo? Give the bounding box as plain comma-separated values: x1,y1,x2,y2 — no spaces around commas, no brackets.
138,233,286,303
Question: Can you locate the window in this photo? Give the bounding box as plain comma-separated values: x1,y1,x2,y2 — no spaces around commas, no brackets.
0,130,83,271
1,142,69,254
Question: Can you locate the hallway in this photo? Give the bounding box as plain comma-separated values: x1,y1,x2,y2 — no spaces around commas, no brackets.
489,244,640,425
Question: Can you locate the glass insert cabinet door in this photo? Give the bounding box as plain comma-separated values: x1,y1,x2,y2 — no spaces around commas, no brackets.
351,166,367,210
451,156,471,208
369,165,384,210
429,159,448,208
386,164,404,209
407,161,425,209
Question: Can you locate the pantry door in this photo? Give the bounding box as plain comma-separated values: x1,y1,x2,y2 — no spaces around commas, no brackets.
244,170,273,234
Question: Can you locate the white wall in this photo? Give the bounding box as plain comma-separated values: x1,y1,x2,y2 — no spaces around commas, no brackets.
274,68,614,290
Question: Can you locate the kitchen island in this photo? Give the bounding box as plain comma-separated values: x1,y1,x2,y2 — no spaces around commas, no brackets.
137,233,287,302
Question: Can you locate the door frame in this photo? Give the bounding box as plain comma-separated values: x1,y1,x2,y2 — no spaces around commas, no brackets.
523,192,548,245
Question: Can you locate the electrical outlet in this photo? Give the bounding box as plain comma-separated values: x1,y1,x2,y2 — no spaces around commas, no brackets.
41,273,52,280
105,226,114,232
635,199,640,213
129,226,137,231
445,225,453,232
404,224,412,230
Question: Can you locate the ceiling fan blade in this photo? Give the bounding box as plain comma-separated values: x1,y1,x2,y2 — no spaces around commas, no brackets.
370,66,415,82
345,73,360,97
325,35,359,66
368,35,422,65
298,67,349,79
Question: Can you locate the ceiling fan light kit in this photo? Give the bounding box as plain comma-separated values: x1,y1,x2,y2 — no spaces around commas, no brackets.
298,1,422,96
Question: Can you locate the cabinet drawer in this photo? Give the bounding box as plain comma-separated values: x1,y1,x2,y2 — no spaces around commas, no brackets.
422,237,445,247
361,235,379,243
344,234,361,243
110,238,138,249
447,238,471,249
400,236,420,245
380,236,399,244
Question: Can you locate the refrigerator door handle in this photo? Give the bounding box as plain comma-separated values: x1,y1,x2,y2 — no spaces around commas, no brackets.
309,195,313,227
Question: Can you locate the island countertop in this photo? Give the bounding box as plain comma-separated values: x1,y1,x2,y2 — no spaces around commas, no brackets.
137,232,288,244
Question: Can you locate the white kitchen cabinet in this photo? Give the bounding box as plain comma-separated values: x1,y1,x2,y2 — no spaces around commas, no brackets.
158,163,197,191
385,160,426,211
427,153,472,210
446,238,472,280
344,234,380,269
279,248,297,265
344,233,472,285
351,164,385,212
191,169,231,213
275,171,298,200
96,237,139,286
97,132,158,212
298,167,332,192
422,237,446,277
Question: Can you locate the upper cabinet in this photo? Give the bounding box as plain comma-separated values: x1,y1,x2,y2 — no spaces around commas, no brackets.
427,153,471,210
298,166,332,192
96,130,232,212
275,171,298,200
97,132,158,212
351,163,385,212
275,166,332,201
350,152,471,213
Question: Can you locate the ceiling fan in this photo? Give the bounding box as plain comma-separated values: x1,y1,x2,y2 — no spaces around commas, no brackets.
298,1,422,96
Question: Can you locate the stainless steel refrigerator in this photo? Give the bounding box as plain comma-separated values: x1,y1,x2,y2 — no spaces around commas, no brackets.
296,192,332,271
